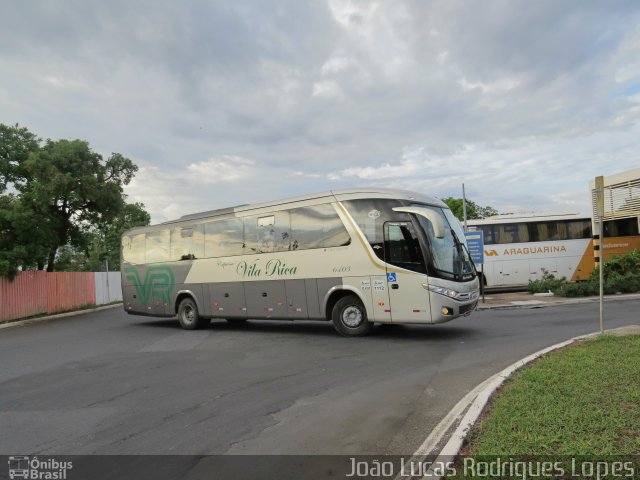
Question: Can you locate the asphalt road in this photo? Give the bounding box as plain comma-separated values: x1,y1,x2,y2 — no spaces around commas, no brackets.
1,298,638,457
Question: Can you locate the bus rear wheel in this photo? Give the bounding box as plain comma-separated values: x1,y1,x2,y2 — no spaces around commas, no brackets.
331,295,373,337
177,297,207,330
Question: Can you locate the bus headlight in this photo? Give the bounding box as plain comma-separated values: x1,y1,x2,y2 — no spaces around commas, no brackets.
423,284,460,299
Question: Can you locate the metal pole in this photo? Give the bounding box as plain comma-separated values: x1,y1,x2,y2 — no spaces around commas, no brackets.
462,183,468,232
599,219,604,335
595,176,605,335
105,259,111,304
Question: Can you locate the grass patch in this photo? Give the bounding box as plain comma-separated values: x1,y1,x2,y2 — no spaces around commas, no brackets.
464,334,640,456
444,335,640,478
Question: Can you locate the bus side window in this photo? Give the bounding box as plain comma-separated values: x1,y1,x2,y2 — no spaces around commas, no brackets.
572,220,592,239
321,205,351,248
290,207,322,250
342,199,406,260
243,212,291,253
384,222,427,274
123,233,146,264
146,229,170,263
480,225,495,244
268,212,291,252
528,223,541,242
495,223,529,244
122,236,132,263
545,222,559,241
290,204,351,250
604,218,639,237
496,224,514,244
204,218,244,257
556,221,568,240
257,215,277,252
243,216,259,253
171,225,204,260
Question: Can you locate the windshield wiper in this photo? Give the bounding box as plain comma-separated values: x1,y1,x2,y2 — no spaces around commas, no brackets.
449,228,476,280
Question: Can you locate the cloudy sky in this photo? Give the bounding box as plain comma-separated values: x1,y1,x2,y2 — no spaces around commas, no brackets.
2,1,639,222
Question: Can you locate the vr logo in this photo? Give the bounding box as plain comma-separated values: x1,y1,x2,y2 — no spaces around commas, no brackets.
125,266,174,305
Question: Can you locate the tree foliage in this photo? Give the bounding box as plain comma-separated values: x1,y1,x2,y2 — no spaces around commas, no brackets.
0,123,150,277
0,194,51,278
0,123,39,193
441,197,498,221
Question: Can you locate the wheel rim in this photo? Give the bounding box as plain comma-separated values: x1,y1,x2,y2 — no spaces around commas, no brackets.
182,305,195,324
342,305,363,328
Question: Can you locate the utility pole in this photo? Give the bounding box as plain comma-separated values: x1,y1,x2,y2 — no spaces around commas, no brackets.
462,183,468,232
594,176,605,334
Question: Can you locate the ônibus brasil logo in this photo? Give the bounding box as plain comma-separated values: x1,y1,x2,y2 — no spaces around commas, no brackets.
124,265,174,305
8,456,73,480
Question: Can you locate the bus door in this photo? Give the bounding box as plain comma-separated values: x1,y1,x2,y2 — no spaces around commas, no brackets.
383,222,431,323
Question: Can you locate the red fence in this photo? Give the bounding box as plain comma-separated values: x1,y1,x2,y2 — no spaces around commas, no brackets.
0,271,96,322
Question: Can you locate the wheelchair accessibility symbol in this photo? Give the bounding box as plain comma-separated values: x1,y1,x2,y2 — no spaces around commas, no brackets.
387,272,396,282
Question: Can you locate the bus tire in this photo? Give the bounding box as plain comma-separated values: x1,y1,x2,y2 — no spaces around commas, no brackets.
177,297,207,330
331,295,373,337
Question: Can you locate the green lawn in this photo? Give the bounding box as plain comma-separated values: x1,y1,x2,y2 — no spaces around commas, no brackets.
464,334,640,456
445,334,640,479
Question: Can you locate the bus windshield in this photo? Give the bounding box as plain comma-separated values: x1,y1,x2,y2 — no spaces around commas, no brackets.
415,206,475,282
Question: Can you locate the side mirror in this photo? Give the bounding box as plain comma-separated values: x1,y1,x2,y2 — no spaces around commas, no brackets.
393,206,446,238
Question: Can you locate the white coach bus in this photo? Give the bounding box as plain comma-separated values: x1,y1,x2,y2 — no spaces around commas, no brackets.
121,188,479,336
467,213,595,288
468,213,640,289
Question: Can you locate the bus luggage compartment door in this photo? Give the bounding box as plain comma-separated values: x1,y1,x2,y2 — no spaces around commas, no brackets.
285,279,309,319
208,282,247,319
244,280,288,319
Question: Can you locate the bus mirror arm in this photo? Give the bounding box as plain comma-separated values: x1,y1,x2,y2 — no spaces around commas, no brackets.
392,207,446,239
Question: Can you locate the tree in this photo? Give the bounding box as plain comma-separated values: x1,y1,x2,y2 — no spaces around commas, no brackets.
54,201,151,273
17,139,138,271
442,197,498,221
80,201,151,271
0,123,146,276
54,244,89,272
0,123,39,193
0,194,51,277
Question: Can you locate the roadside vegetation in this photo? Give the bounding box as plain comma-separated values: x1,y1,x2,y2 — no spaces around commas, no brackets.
528,250,640,297
456,334,640,470
0,123,150,277
442,197,498,221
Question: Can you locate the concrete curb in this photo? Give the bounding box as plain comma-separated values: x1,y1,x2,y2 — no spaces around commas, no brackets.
476,293,640,311
412,324,640,479
0,303,122,330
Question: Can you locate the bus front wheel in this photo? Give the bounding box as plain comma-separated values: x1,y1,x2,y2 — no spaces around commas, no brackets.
331,295,373,337
177,297,207,330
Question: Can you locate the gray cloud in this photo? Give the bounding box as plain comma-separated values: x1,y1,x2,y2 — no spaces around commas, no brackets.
1,0,639,222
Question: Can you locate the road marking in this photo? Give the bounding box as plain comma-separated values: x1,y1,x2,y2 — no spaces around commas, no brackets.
139,331,210,352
